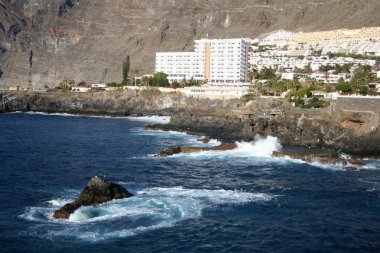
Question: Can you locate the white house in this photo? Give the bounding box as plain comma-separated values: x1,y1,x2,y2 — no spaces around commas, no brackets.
71,87,90,93
281,73,294,80
91,83,107,90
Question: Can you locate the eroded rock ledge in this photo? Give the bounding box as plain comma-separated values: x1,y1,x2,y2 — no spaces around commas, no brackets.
157,143,237,157
272,150,364,170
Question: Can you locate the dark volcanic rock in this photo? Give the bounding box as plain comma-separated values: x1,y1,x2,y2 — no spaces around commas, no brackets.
53,202,81,219
158,147,182,157
157,143,237,157
53,176,133,219
272,150,364,169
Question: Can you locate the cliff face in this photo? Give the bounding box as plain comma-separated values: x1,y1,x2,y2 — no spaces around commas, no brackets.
1,0,380,88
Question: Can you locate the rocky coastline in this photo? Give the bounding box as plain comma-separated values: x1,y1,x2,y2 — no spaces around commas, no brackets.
1,91,380,160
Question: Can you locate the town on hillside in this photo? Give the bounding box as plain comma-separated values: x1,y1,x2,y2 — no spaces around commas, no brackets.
5,27,380,108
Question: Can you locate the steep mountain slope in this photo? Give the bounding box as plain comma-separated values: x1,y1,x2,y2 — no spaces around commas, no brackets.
0,0,379,88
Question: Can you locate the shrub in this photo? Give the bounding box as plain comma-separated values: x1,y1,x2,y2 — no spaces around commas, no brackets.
336,82,352,92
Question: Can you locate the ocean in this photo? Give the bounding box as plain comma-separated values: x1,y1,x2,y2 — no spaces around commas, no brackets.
0,113,380,253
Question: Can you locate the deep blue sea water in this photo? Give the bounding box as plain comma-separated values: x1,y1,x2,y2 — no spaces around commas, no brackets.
1,113,380,253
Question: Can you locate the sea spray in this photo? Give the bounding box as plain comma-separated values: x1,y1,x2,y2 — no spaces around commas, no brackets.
235,135,282,157
168,135,283,158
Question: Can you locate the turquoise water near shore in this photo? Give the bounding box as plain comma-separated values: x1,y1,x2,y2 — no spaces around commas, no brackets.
1,113,380,252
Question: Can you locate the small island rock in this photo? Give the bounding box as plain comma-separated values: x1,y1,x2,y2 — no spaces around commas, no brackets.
53,176,133,219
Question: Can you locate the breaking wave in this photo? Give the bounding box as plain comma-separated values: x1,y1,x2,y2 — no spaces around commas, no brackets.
170,135,282,159
20,187,273,242
234,136,283,158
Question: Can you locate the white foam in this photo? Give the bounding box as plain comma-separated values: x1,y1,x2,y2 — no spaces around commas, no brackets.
309,162,347,171
20,206,62,223
46,198,72,207
21,186,274,242
126,116,171,124
19,111,132,120
361,159,380,170
207,138,222,146
308,157,380,172
170,135,282,159
67,187,270,224
133,129,188,137
133,129,221,148
24,111,89,117
234,136,282,157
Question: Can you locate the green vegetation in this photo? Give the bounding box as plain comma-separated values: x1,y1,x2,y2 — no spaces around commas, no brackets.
152,72,169,87
294,65,313,74
351,65,375,89
334,63,353,74
313,50,322,57
251,67,277,80
240,93,254,103
305,97,329,108
107,82,123,88
358,85,369,96
78,81,88,87
327,52,380,61
141,76,153,86
57,80,75,92
316,65,378,96
122,55,130,84
130,68,139,85
256,46,271,52
289,96,329,109
319,63,353,74
293,86,313,98
170,77,202,88
336,79,353,92
294,97,305,107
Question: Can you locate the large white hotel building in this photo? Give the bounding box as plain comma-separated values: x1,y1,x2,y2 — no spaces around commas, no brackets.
155,38,250,84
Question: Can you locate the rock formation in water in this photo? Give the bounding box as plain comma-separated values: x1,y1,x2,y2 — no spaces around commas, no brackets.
272,150,364,170
0,0,379,88
157,143,237,157
53,176,133,219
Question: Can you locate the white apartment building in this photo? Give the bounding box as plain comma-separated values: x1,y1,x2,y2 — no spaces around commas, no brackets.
155,52,204,83
259,30,294,47
310,72,351,84
156,38,250,84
